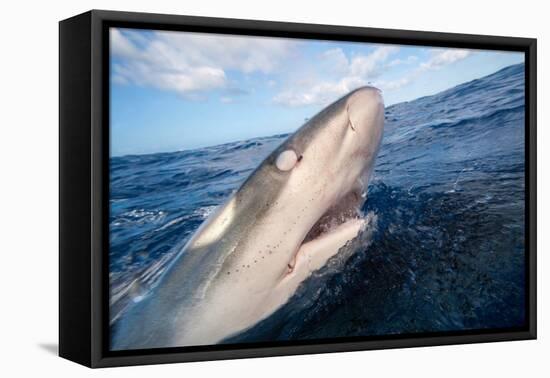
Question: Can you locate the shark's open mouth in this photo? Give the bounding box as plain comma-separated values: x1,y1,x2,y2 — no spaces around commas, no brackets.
287,188,366,273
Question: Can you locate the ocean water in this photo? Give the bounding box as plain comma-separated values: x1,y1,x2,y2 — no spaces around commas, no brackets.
110,63,526,343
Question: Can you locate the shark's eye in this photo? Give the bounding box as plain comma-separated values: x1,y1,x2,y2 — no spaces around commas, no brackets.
275,150,298,171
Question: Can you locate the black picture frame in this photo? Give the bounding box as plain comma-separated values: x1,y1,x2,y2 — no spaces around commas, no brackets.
59,9,537,368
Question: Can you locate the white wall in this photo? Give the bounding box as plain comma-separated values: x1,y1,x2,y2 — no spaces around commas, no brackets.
1,0,547,375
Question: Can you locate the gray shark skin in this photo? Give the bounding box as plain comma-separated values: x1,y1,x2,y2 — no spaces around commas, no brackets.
112,86,385,350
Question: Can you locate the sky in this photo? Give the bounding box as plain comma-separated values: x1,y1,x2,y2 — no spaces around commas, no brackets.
110,28,524,157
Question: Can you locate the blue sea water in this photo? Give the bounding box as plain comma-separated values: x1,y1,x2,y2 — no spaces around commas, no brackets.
110,63,526,342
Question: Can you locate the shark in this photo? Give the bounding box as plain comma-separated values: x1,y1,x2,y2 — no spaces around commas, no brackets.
112,86,385,350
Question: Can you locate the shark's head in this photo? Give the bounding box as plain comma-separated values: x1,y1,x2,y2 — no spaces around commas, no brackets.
220,86,385,278
112,87,385,349
180,86,385,341
272,85,385,232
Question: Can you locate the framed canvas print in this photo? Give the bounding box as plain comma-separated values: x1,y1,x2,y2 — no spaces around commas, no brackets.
59,10,537,368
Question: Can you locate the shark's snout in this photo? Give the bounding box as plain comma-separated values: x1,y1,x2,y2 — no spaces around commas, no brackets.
346,86,384,136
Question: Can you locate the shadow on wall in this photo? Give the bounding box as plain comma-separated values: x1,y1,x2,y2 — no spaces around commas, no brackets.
37,343,58,356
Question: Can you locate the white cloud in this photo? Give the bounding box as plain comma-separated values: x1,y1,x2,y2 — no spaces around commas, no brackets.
274,46,399,107
111,29,475,106
376,77,412,91
110,28,295,98
111,29,139,58
387,55,418,67
273,46,474,106
350,46,399,77
320,48,350,75
273,76,366,107
421,49,471,70
375,48,473,92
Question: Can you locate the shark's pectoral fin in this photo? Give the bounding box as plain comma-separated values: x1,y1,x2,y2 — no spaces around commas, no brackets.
271,218,366,306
